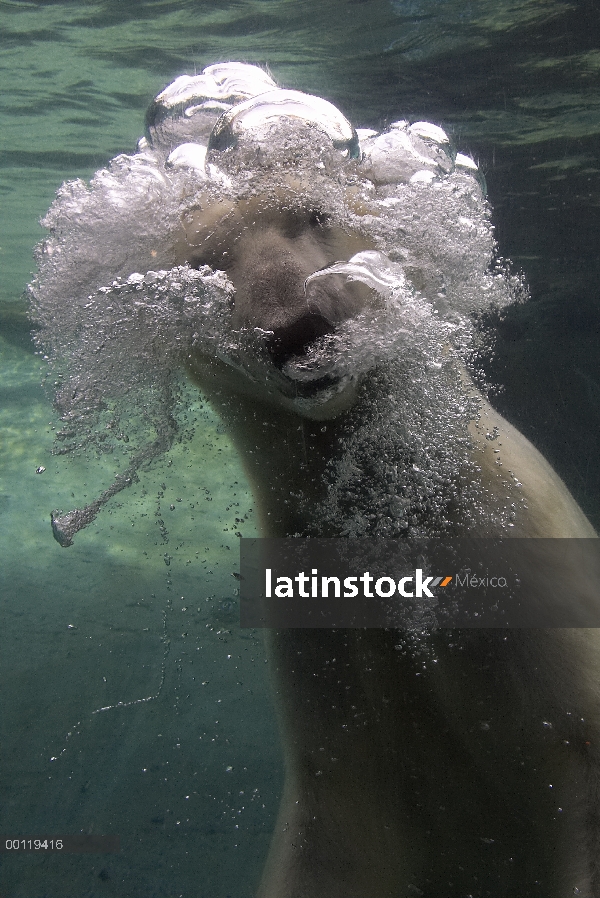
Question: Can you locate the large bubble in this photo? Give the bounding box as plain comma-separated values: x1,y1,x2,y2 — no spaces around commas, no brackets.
28,62,524,545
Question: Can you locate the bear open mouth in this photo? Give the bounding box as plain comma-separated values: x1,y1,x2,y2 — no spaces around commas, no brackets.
266,310,335,368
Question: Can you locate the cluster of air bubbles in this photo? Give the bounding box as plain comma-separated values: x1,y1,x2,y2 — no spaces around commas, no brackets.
310,359,485,540
144,62,278,148
29,61,523,543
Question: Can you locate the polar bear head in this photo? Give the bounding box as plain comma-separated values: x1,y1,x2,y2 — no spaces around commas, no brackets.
30,62,521,543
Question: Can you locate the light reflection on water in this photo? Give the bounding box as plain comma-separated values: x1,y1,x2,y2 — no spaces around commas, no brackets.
1,1,599,895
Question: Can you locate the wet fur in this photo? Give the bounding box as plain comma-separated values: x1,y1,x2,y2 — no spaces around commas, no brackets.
182,196,600,897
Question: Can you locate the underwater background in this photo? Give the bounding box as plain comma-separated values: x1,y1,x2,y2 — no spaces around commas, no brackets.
1,1,599,896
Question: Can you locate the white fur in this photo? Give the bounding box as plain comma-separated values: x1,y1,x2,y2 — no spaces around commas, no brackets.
185,190,600,898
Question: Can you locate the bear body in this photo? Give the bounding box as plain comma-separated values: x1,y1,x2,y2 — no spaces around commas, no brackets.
191,294,600,898
32,63,600,897
186,210,600,898
180,153,599,898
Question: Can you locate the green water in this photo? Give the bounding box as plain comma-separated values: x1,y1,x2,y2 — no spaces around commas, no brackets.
1,1,600,895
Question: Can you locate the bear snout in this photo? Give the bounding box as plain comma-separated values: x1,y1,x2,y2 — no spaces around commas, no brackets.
228,226,370,365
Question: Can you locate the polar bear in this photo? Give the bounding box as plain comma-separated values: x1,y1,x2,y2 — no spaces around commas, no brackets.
171,73,600,898
33,64,600,897
184,204,600,898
